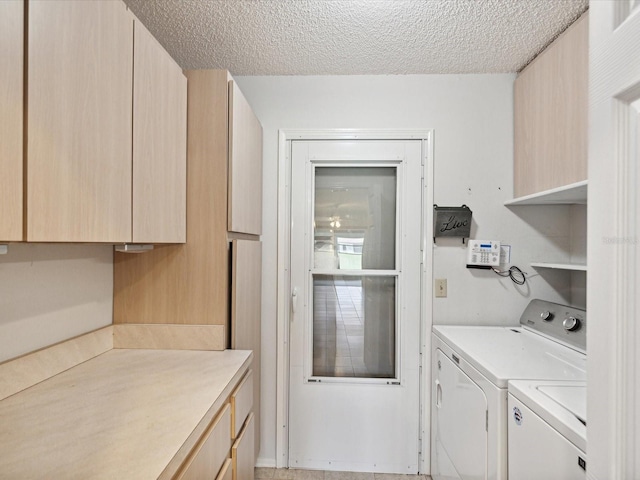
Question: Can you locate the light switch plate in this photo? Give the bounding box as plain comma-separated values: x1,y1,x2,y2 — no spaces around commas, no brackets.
435,278,447,298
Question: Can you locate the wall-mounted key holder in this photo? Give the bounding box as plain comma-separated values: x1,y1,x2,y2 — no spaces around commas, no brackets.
433,204,472,243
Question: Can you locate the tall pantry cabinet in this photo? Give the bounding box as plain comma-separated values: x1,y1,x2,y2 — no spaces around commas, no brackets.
0,0,23,242
114,70,263,460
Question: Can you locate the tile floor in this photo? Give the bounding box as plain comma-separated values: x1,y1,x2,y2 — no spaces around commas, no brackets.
255,467,431,480
312,276,396,379
313,276,368,377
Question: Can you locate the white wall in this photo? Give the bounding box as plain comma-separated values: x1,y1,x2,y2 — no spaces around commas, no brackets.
0,244,113,363
236,74,575,466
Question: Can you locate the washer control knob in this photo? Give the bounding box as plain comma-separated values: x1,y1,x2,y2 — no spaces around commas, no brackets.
563,316,581,331
540,311,553,321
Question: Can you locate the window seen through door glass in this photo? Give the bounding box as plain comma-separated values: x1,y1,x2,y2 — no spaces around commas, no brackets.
313,167,396,270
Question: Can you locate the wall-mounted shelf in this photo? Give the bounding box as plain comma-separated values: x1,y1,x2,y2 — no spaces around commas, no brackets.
505,180,587,206
530,262,587,272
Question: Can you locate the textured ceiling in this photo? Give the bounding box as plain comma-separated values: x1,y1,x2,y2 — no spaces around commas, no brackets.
123,0,588,75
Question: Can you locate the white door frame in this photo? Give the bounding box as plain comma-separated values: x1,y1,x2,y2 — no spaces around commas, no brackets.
588,3,640,478
275,129,434,473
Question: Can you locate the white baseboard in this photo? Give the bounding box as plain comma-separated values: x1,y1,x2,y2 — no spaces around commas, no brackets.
255,457,277,468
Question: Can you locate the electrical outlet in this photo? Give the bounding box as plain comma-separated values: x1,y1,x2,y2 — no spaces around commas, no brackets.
435,278,447,298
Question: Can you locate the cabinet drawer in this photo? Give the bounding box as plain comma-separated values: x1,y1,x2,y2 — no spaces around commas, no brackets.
232,413,255,480
231,370,253,439
177,404,231,480
216,458,233,480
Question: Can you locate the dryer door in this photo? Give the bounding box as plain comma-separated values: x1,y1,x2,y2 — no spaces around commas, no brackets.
433,348,488,480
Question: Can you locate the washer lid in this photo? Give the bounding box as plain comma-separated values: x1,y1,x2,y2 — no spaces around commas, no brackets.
509,380,587,452
432,325,587,388
538,384,587,423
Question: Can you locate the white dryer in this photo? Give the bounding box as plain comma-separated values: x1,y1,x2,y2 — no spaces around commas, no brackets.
507,380,587,480
431,299,587,480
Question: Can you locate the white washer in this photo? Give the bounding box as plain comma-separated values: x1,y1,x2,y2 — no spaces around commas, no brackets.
431,299,587,480
507,380,587,480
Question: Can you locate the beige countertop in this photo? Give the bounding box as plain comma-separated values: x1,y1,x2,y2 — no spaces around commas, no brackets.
0,348,252,479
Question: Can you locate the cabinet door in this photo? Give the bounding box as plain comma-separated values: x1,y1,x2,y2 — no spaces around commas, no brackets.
231,370,253,439
0,0,23,241
232,413,255,480
231,239,261,459
27,0,133,242
133,20,187,243
231,240,262,350
514,12,588,197
228,81,263,236
177,404,231,480
216,459,233,480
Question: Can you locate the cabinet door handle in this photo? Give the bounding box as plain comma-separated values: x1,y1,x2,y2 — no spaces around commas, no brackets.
436,379,442,408
291,287,299,316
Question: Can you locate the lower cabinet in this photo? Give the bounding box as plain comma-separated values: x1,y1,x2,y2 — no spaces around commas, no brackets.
177,405,231,480
232,413,255,480
217,459,233,480
231,370,253,440
176,369,254,480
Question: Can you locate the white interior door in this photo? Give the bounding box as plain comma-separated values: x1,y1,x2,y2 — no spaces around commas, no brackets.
588,3,640,479
288,139,423,474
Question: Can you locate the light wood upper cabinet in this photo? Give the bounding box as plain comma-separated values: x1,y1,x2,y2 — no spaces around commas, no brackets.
0,0,23,242
133,20,187,244
513,12,588,198
228,81,263,236
25,1,186,243
27,0,133,242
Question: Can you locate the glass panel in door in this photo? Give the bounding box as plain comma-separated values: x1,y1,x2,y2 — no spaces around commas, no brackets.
312,166,397,379
312,274,396,378
313,167,396,270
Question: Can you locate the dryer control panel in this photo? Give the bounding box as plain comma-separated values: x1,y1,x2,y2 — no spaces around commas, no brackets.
520,299,586,353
